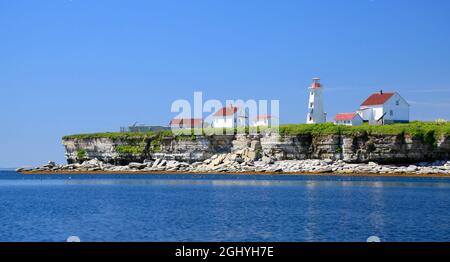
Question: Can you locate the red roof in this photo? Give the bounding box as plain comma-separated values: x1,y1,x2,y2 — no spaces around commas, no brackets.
361,92,394,106
310,78,322,89
169,118,203,127
213,106,238,117
335,113,358,121
256,115,273,119
311,82,321,89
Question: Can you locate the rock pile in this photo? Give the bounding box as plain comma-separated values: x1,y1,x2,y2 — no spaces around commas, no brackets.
16,156,450,175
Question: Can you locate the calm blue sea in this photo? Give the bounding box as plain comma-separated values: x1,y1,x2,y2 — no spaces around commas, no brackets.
0,171,449,242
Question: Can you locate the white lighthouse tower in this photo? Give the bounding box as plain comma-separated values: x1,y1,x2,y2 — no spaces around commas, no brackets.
306,77,326,124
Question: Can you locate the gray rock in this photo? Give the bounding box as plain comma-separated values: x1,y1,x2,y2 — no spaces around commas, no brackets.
128,162,147,169
157,159,167,167
43,161,56,168
250,140,262,150
191,162,203,168
152,159,162,168
406,165,418,172
211,154,226,166
261,156,274,164
81,158,102,167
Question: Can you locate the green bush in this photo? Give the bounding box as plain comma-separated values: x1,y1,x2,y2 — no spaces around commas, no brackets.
150,140,161,152
76,149,87,160
115,145,145,154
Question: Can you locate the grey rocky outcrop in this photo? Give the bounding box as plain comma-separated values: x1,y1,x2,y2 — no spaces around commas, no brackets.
62,132,450,165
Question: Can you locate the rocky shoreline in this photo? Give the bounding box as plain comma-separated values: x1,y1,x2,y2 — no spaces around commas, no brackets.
16,152,450,176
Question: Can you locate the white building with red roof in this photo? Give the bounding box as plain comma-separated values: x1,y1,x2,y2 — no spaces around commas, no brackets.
334,113,363,126
169,118,206,130
357,90,409,124
211,106,246,128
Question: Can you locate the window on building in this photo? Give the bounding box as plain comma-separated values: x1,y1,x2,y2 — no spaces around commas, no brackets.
396,100,400,106
390,110,394,116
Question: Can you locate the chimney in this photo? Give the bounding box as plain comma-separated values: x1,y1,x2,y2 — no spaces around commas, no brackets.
380,90,383,94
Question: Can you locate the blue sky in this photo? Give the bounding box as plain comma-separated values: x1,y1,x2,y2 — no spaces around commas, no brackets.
1,0,450,167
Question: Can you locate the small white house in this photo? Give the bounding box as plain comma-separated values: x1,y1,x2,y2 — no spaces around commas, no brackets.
334,113,363,126
357,91,410,124
252,116,277,127
306,78,326,124
211,106,246,128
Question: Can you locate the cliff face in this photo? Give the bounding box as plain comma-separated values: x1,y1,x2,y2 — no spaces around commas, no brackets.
63,135,236,165
63,132,450,164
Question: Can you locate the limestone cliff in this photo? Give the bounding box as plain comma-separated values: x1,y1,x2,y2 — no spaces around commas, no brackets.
63,132,450,164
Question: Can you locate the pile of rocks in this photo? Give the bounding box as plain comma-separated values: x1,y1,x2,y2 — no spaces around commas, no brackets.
253,159,450,175
16,155,450,175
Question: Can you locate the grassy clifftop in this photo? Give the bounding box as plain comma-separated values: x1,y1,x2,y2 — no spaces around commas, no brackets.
279,121,450,136
63,130,173,141
63,121,450,141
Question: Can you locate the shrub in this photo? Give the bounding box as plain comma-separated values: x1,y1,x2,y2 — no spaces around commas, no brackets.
76,149,87,160
150,140,161,152
115,145,145,154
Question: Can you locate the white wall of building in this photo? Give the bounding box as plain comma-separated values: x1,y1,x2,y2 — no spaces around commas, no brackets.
212,117,236,128
306,80,326,124
383,93,410,122
253,119,269,127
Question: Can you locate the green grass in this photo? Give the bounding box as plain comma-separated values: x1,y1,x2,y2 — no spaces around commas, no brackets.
115,145,146,154
63,130,172,141
280,122,450,137
150,140,161,152
63,122,450,145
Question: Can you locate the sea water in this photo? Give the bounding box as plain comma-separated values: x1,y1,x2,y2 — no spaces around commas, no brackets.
0,171,449,242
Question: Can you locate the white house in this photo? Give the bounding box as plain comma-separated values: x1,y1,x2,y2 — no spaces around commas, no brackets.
334,113,363,126
357,91,410,124
306,78,326,124
252,116,277,127
211,106,246,128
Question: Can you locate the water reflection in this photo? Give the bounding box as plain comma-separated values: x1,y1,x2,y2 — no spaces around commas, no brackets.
1,178,450,189
46,179,450,189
